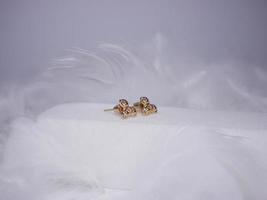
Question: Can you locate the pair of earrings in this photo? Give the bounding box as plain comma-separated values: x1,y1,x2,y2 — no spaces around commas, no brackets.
104,97,157,118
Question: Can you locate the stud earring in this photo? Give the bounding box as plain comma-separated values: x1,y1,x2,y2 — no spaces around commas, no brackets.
134,97,157,115
104,99,137,118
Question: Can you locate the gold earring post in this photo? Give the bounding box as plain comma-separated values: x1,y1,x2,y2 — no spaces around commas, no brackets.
104,108,116,112
104,105,119,112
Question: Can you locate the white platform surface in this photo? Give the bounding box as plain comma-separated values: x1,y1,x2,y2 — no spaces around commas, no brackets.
1,103,267,200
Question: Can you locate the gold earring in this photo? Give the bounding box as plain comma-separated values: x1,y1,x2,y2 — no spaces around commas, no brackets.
134,97,157,115
104,99,137,118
